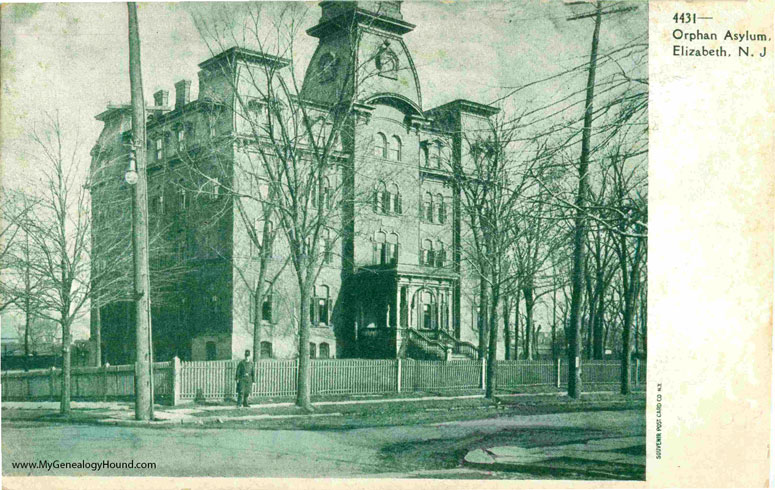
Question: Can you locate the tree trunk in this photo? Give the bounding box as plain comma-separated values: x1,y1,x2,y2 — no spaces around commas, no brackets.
514,296,520,359
551,282,557,361
60,322,71,414
252,284,265,362
593,282,605,359
523,287,534,361
503,296,512,360
24,297,31,371
93,304,102,367
296,284,313,411
620,237,642,395
477,280,489,360
485,291,499,399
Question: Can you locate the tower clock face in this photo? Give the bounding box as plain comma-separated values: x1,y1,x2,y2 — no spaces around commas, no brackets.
318,52,338,83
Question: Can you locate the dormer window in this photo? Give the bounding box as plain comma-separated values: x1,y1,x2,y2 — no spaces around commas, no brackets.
375,132,387,159
391,135,402,161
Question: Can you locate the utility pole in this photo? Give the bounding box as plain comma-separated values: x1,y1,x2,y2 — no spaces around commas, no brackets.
565,1,636,398
127,2,154,421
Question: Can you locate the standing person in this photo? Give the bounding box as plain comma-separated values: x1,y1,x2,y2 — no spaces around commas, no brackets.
235,350,254,408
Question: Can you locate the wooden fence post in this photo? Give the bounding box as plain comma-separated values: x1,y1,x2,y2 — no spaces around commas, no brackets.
481,357,486,390
102,363,109,401
172,357,181,406
556,358,562,388
396,358,402,393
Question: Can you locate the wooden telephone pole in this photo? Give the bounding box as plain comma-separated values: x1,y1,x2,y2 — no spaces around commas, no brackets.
565,1,637,398
127,2,154,420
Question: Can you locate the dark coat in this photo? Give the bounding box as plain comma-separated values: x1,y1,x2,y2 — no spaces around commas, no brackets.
236,359,254,392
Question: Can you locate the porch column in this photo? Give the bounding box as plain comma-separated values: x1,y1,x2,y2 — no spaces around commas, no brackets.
446,289,453,333
395,283,401,328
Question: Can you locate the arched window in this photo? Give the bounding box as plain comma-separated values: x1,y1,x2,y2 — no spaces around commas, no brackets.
309,343,317,358
323,228,334,264
259,341,273,359
373,181,388,214
436,193,446,224
391,135,402,161
421,239,433,266
375,132,388,159
310,285,332,325
374,231,387,265
389,183,402,214
205,341,217,361
435,241,446,268
422,192,434,223
387,232,400,264
419,290,437,330
319,343,330,359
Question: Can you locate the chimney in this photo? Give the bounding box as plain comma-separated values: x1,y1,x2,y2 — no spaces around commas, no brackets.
174,80,191,110
153,89,169,107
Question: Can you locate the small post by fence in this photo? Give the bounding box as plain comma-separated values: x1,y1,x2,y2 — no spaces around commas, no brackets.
481,357,486,390
396,358,402,393
556,358,562,388
172,356,181,406
102,363,109,401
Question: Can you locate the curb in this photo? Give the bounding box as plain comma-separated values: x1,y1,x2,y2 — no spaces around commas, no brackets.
93,411,346,427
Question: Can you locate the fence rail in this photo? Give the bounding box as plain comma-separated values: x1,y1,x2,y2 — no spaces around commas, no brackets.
2,357,646,404
0,362,173,401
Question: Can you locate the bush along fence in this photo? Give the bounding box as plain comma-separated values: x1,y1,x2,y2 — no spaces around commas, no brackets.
1,358,645,405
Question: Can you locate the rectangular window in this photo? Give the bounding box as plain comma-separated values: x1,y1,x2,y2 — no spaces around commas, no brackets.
178,129,186,150
309,296,331,325
156,139,163,160
261,294,273,322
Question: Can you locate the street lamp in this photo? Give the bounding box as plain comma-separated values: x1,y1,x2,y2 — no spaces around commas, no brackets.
125,153,138,186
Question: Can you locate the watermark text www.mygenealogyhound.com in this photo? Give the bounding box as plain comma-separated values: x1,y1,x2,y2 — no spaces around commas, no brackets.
655,383,663,460
10,460,156,472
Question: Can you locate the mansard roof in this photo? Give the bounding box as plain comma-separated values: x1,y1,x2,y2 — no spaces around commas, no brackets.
198,47,291,72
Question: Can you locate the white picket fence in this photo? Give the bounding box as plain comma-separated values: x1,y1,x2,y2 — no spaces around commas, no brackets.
2,357,645,405
0,361,173,401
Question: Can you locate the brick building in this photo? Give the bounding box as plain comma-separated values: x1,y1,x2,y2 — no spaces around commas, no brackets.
90,1,499,363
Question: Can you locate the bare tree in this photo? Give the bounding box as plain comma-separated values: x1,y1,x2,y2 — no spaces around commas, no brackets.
8,113,125,413
192,3,395,410
450,114,543,398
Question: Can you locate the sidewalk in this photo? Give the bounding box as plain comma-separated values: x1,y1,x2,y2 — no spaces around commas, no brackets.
2,390,645,428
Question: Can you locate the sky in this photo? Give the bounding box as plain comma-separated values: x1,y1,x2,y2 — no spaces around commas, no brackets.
0,0,647,338
1,1,646,187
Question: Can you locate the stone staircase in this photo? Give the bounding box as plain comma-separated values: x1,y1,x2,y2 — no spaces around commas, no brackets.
405,328,478,361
